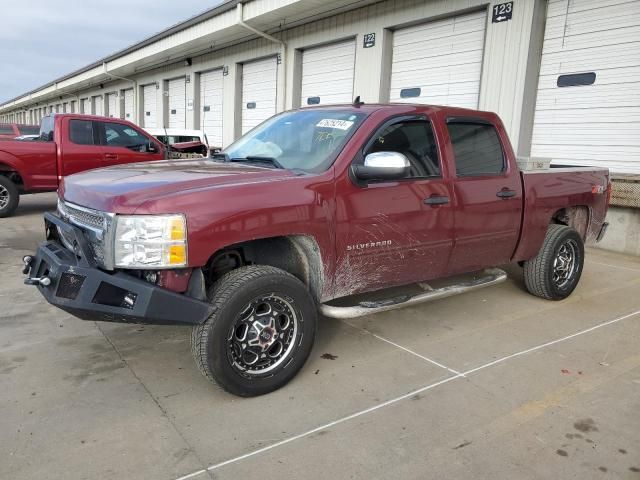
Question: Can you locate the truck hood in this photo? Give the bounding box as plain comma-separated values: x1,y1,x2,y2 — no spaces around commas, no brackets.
61,159,297,213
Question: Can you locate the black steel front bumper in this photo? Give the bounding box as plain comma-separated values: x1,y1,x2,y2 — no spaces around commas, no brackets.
23,212,213,325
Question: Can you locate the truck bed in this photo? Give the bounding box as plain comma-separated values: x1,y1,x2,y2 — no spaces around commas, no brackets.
514,167,610,261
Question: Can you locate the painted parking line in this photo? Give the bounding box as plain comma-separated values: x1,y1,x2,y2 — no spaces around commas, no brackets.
174,308,640,480
342,320,465,376
587,260,640,273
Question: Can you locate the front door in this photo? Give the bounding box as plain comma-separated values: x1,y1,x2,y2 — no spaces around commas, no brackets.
333,117,454,298
99,120,163,167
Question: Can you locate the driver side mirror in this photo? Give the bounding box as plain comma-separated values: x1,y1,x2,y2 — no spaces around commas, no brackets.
146,140,158,153
351,151,410,183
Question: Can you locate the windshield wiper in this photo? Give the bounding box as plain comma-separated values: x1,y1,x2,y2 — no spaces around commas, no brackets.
229,156,284,169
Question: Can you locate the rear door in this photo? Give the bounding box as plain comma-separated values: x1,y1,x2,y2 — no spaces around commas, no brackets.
98,120,164,166
59,118,105,176
445,116,522,274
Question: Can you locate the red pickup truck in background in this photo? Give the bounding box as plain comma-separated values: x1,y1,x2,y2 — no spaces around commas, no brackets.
0,114,165,217
24,103,610,397
0,123,40,141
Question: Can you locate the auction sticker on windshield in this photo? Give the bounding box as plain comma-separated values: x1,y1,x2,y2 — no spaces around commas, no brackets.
316,119,354,130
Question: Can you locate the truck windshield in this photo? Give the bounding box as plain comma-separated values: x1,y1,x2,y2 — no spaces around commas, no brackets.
223,110,367,172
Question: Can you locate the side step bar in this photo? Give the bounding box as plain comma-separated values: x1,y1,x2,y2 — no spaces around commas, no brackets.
320,268,507,319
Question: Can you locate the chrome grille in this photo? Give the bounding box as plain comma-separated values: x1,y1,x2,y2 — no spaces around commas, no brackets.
58,200,105,230
57,200,115,270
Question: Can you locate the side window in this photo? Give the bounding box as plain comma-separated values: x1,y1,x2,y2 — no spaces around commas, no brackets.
365,120,440,178
69,119,95,145
102,122,147,150
447,122,504,176
0,124,14,135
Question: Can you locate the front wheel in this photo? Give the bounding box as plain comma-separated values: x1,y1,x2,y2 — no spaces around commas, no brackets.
0,176,19,218
523,224,584,300
191,265,317,396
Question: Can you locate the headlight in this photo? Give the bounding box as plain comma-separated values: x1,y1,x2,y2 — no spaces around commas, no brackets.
114,215,187,268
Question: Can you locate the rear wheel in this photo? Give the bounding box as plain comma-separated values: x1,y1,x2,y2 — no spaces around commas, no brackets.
191,265,316,396
0,176,19,218
523,224,584,300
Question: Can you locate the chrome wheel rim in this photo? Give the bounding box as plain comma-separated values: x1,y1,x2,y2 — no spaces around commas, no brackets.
553,239,578,289
0,185,8,210
227,294,299,376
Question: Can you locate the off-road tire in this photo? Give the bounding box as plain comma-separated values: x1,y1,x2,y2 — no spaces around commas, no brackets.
0,176,19,218
523,224,584,300
191,265,317,397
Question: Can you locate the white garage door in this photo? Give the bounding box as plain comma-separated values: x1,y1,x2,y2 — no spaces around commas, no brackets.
143,84,157,128
242,57,278,134
531,0,640,174
107,93,117,117
123,89,134,121
390,10,486,108
200,69,224,147
168,77,186,129
93,96,103,116
300,39,355,106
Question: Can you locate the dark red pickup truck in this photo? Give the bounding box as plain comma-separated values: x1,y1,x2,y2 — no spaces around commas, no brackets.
0,113,164,217
23,103,610,396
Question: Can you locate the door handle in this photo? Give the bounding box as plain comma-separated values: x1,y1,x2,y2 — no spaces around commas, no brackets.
105,153,118,160
496,189,516,199
424,195,449,206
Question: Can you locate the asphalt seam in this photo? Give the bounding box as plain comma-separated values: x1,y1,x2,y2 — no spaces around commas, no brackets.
173,307,640,480
94,322,215,480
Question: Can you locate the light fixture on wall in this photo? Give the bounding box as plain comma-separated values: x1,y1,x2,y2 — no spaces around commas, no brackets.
99,84,104,89
184,57,192,67
186,74,191,83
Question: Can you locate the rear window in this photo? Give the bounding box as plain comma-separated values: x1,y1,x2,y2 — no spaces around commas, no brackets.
0,124,15,135
447,121,505,176
19,125,40,135
69,120,96,145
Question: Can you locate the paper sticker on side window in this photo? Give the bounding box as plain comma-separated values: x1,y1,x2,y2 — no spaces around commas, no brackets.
316,119,354,130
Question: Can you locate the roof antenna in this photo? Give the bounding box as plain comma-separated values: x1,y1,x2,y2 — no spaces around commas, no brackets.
352,95,364,107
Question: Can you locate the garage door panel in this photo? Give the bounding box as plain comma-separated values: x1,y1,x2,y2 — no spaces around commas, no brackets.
543,25,640,53
300,39,355,107
539,44,640,75
532,0,640,175
200,69,224,147
390,10,486,108
168,78,186,129
123,89,134,121
538,66,640,90
393,33,485,61
394,14,485,44
534,107,640,124
242,57,277,134
143,84,157,128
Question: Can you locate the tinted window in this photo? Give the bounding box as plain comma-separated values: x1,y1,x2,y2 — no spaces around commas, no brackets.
364,120,440,178
557,72,596,87
103,122,147,150
447,122,504,176
69,120,95,145
19,125,40,135
0,124,14,135
40,116,55,141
